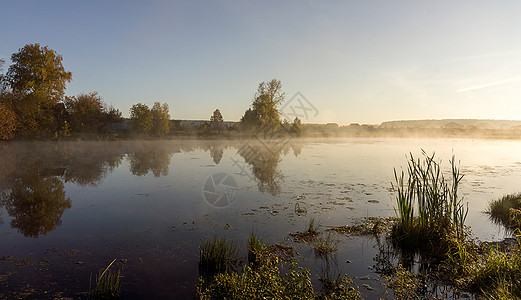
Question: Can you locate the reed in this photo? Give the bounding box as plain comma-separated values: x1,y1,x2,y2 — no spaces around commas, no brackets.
199,236,240,276
313,234,338,257
248,231,266,267
391,151,467,252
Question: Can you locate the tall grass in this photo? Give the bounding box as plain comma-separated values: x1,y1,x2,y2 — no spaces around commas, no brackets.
89,259,122,299
199,236,240,276
487,193,521,232
391,151,468,252
248,231,266,267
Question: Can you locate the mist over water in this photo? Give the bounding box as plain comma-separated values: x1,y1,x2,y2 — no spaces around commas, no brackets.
1,138,520,298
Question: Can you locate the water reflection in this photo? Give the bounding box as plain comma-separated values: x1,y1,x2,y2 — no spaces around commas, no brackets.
1,175,71,237
237,141,284,196
0,140,303,237
128,143,178,177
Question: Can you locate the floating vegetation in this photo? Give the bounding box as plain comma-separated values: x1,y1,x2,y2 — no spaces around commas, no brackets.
89,259,123,299
248,232,294,267
290,218,321,242
487,193,521,232
198,236,240,277
327,217,395,236
391,151,468,256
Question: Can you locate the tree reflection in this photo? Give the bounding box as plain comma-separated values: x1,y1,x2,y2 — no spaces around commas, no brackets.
128,145,176,177
237,141,284,196
209,144,225,164
2,175,71,238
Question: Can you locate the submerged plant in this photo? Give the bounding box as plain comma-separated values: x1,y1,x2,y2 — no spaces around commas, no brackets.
198,236,240,276
89,259,123,299
391,151,468,254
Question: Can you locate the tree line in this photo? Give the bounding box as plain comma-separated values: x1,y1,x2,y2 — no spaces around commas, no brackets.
0,43,301,140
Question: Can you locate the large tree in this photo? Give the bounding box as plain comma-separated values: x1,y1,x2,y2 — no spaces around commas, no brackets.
240,79,284,135
130,103,152,134
3,44,72,136
150,102,170,137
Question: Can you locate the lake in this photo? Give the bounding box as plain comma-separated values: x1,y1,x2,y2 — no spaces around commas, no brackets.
1,138,520,298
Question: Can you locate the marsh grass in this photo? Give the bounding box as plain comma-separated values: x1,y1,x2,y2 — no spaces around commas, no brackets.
487,193,521,232
248,231,266,267
308,218,320,234
313,234,339,257
199,236,240,276
391,151,467,255
89,259,122,299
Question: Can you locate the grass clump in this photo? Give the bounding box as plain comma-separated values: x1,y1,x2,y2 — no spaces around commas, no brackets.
199,236,240,276
469,233,521,298
308,218,320,234
487,193,521,232
391,151,468,256
89,259,123,299
313,235,339,257
248,231,267,267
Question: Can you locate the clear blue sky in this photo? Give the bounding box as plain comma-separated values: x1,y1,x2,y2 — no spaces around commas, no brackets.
1,1,520,124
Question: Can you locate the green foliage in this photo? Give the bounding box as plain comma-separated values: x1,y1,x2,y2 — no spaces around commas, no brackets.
199,236,240,276
197,258,315,300
150,102,170,137
248,231,267,267
391,151,467,254
487,193,521,231
129,103,152,134
388,264,420,300
65,92,106,133
240,79,284,134
89,259,123,299
470,243,521,298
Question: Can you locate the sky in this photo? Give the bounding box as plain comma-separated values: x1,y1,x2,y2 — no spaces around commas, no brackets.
1,0,521,125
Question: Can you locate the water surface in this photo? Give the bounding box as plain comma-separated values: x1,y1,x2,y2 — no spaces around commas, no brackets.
1,138,520,298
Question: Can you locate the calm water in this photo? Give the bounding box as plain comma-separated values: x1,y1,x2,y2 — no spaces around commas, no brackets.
1,138,520,298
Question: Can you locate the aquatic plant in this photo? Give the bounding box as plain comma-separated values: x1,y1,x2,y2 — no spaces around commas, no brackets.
196,257,360,300
89,259,123,299
313,234,339,257
248,231,266,267
391,151,468,253
307,217,320,234
198,236,240,276
487,193,521,232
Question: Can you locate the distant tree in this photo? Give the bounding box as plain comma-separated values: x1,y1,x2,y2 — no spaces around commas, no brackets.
130,103,152,134
252,79,284,133
65,92,106,133
0,104,17,140
3,44,72,137
240,108,259,132
150,102,170,137
210,109,224,133
291,117,302,136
